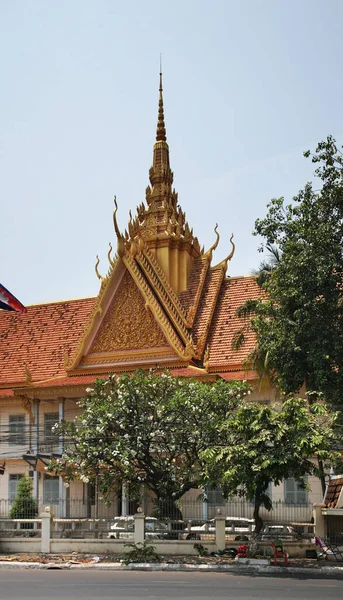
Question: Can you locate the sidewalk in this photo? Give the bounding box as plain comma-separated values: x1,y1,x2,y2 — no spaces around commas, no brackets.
0,553,343,577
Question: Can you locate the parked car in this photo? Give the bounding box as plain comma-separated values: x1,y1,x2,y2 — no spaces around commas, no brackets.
260,524,298,540
183,517,254,540
107,516,169,540
183,519,298,541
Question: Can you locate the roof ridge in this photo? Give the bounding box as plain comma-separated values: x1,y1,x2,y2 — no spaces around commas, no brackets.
137,252,191,337
26,296,96,308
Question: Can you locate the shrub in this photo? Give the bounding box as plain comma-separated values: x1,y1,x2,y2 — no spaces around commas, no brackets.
120,541,160,565
9,475,38,524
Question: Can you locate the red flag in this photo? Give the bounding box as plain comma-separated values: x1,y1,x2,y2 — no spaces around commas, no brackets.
0,283,26,313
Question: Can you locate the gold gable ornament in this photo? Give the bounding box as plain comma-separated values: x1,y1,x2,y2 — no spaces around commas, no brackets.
90,271,167,353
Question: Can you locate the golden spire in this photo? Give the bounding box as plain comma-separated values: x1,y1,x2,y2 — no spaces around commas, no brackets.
156,71,167,142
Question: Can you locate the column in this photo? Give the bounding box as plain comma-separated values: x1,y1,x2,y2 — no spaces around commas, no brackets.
134,509,145,544
33,400,40,500
58,398,66,517
121,483,128,516
313,503,326,539
202,489,208,521
40,506,51,553
215,510,226,552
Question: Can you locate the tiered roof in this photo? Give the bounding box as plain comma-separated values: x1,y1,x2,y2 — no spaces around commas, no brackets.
0,73,263,401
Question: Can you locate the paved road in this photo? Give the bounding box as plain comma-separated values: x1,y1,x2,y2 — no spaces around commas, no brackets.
1,570,342,600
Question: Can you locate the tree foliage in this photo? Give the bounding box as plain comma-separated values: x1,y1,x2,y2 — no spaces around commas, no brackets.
9,475,38,520
50,370,249,515
236,136,343,407
201,396,338,535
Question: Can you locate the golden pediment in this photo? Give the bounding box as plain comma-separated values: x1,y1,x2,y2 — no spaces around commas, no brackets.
90,270,167,353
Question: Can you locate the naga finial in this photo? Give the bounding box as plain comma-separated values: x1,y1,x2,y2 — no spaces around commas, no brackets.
227,233,235,262
204,224,220,259
24,362,32,385
211,233,235,273
112,195,125,257
113,196,122,240
108,242,115,267
95,255,106,283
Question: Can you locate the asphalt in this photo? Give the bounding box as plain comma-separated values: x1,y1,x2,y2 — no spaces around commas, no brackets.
1,570,343,600
0,559,343,579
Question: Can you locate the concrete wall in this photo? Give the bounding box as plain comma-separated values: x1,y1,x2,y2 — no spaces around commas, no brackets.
0,537,312,558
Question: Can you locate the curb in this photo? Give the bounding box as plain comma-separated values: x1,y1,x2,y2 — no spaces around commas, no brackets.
0,561,343,577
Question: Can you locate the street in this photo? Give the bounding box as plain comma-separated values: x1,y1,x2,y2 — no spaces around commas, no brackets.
0,570,342,600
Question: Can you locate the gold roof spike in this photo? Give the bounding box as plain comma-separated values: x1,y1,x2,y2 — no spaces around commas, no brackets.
108,242,115,268
212,234,236,273
156,71,167,142
113,195,125,257
24,362,32,385
95,255,106,283
204,224,220,260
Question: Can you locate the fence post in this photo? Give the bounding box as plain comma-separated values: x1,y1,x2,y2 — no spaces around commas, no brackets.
313,503,326,539
134,508,145,544
215,509,226,552
40,506,51,553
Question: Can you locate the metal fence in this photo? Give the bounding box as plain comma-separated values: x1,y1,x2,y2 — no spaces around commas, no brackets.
0,496,314,524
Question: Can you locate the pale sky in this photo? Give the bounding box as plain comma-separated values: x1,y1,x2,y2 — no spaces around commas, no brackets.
1,0,342,305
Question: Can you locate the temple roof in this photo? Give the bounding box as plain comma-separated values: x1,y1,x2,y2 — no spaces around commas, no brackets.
0,271,263,396
0,297,95,388
206,276,263,371
0,73,263,398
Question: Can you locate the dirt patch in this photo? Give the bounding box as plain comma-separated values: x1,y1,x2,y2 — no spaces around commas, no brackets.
0,552,331,568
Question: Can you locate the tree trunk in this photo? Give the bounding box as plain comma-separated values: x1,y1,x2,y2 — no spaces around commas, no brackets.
317,457,326,497
154,498,183,520
248,498,263,558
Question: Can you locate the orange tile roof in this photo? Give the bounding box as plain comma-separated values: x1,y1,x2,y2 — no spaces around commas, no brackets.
0,388,15,398
0,297,96,387
325,477,343,508
179,257,208,313
218,370,257,381
169,366,208,377
192,269,223,346
0,272,265,395
207,276,263,370
32,374,101,388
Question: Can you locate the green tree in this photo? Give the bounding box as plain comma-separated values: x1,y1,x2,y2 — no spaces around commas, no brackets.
9,475,38,521
245,136,343,408
201,396,338,542
50,370,249,517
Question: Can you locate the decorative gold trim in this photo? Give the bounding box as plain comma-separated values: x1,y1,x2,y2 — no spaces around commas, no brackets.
203,224,220,260
66,254,123,370
24,363,32,385
186,256,210,327
203,345,210,371
123,251,195,360
95,255,106,284
16,395,34,424
113,196,125,257
211,234,235,273
80,346,176,365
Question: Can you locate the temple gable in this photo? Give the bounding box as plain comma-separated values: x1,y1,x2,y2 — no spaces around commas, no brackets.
89,270,167,353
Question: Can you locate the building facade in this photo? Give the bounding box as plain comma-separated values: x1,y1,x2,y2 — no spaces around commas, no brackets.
0,74,322,517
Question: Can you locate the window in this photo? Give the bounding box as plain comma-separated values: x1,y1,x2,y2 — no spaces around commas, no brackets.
284,478,308,504
9,415,26,446
9,474,24,501
43,476,59,504
44,413,59,444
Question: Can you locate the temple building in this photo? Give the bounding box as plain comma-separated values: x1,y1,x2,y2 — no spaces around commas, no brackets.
0,74,322,516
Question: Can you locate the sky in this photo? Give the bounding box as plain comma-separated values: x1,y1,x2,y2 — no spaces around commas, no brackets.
1,0,342,306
